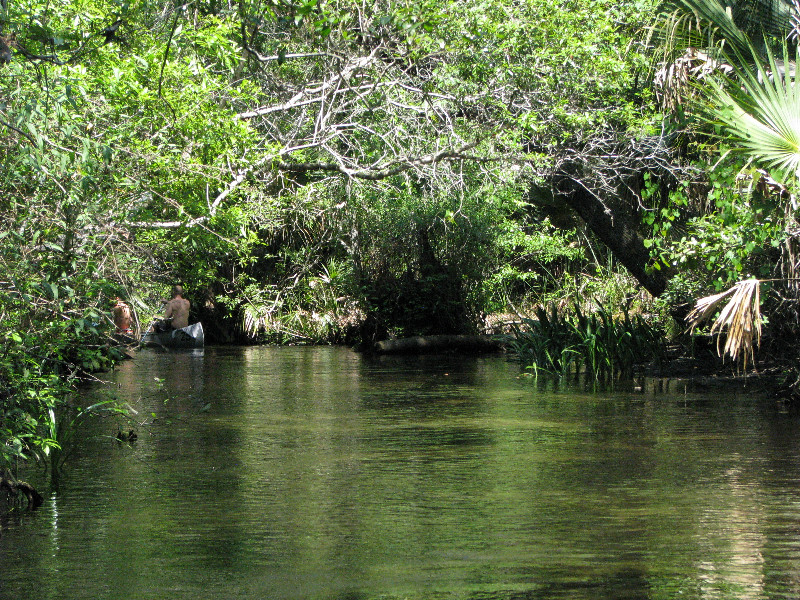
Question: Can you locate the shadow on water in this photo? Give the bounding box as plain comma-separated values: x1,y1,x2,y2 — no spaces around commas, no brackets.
322,566,654,600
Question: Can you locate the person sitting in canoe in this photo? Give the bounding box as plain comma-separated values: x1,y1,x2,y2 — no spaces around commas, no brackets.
154,285,190,332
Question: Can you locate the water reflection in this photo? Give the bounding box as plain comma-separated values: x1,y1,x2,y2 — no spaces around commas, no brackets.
2,347,800,600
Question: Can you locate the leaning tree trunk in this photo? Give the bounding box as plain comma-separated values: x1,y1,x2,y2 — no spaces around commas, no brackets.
549,160,673,299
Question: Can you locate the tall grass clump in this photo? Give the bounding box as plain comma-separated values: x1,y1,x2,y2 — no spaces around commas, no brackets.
509,303,665,382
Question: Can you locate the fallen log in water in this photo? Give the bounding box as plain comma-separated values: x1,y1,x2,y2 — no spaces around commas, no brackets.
374,334,506,354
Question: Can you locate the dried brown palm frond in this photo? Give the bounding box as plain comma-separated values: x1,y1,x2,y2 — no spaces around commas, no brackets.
654,47,734,111
686,279,763,370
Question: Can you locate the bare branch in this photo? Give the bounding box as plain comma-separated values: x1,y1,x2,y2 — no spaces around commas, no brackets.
244,50,343,64
238,54,381,120
209,171,247,216
276,141,483,180
126,220,189,229
0,117,36,145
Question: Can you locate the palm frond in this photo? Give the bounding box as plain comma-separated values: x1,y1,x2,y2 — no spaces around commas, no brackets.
650,0,754,110
791,0,800,41
659,0,753,56
686,279,763,369
653,47,734,111
705,40,800,180
732,0,795,39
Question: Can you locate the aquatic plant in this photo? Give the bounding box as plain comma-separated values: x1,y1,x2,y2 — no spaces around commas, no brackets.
509,303,665,381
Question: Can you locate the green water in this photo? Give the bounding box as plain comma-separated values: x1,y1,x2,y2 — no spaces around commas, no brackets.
2,346,800,599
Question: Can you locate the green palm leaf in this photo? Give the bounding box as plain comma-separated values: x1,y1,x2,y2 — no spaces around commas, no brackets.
706,41,800,180
654,0,800,181
653,0,753,61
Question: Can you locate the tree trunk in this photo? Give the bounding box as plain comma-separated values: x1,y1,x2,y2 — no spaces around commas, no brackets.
549,161,672,299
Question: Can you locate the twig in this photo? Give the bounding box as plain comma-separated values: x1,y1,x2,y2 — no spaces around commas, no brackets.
0,117,36,145
158,5,182,98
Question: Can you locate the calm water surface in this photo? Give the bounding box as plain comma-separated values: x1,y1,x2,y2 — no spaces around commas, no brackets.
2,346,800,600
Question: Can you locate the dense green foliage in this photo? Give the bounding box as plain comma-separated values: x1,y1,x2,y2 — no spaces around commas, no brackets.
4,0,800,481
646,0,800,379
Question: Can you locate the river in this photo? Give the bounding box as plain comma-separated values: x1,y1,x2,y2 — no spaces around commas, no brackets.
2,346,800,599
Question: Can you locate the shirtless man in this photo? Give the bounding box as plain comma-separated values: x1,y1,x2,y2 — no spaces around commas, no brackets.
163,285,190,329
111,298,132,334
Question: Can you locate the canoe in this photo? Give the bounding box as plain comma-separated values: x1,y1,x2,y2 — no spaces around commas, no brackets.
141,322,204,348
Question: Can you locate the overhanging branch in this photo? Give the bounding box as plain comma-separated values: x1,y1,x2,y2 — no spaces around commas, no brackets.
276,141,482,180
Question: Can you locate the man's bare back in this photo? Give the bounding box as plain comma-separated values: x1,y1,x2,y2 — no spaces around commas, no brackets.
164,286,190,329
112,298,132,333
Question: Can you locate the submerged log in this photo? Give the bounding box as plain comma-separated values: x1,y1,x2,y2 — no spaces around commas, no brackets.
374,334,506,355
